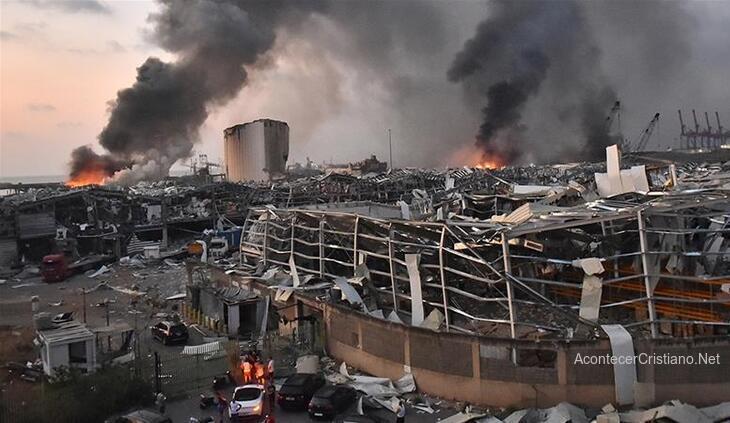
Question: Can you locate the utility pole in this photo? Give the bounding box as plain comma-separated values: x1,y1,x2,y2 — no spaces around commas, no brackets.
388,128,393,171
82,288,87,323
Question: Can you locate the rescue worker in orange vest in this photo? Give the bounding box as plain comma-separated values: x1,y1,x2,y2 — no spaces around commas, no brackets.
241,360,252,383
254,360,265,384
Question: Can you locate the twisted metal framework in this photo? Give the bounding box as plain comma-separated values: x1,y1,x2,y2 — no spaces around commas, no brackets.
239,190,730,342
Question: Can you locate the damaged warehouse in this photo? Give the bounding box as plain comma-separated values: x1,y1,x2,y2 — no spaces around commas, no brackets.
229,147,730,408
3,144,730,420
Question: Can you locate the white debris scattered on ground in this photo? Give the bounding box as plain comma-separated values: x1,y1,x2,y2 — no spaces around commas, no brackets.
88,265,111,278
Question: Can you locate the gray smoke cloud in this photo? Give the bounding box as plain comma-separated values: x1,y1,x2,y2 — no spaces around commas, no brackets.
215,0,477,169
69,0,464,183
69,0,325,184
448,0,621,164
68,0,724,180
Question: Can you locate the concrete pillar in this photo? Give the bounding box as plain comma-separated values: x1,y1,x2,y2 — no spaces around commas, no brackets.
557,348,568,386
472,342,481,379
403,330,411,368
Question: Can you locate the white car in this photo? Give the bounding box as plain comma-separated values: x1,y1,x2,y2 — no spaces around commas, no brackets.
229,384,265,420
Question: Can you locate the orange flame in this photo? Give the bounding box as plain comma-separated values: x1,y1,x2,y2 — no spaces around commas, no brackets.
66,167,109,187
472,154,506,170
446,144,507,169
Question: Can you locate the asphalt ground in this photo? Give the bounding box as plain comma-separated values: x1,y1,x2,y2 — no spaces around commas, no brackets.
166,390,459,423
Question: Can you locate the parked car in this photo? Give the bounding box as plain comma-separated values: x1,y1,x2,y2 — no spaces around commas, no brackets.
229,384,266,422
308,384,357,419
336,415,388,423
151,320,188,345
105,409,172,423
276,373,325,410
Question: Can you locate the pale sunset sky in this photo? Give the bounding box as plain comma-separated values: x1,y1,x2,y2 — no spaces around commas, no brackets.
1,1,164,177
1,1,729,179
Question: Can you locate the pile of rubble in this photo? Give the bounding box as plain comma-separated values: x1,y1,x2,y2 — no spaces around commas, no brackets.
289,353,730,423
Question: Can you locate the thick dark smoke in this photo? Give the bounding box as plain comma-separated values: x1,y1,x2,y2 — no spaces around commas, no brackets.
69,0,325,184
69,145,128,179
472,50,549,162
67,0,715,178
449,0,619,164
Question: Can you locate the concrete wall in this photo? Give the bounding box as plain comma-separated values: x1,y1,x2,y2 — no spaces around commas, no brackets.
324,304,730,408
224,119,289,182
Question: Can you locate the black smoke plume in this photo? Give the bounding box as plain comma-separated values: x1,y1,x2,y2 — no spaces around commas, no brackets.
449,0,618,164
68,145,128,180
69,0,325,184
473,50,549,162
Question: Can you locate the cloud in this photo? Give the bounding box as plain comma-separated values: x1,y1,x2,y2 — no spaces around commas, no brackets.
27,103,56,112
0,31,18,41
64,40,128,55
107,40,126,52
1,22,47,42
22,0,111,14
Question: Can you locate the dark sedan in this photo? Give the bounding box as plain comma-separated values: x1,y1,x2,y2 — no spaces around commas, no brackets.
308,384,357,419
276,373,325,410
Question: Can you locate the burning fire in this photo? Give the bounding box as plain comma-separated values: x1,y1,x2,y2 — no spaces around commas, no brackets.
472,154,506,170
66,167,110,187
447,144,507,170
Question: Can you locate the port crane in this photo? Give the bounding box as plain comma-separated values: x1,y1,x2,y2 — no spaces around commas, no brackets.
630,113,661,153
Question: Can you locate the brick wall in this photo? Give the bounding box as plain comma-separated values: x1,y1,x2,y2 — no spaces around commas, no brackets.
409,331,473,377
322,302,730,408
361,320,405,363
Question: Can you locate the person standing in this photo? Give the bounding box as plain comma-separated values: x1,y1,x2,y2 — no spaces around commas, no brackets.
254,360,265,384
215,391,228,423
241,360,252,383
155,391,166,414
396,400,406,423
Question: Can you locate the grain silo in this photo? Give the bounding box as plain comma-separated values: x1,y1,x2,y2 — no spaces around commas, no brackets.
223,119,289,182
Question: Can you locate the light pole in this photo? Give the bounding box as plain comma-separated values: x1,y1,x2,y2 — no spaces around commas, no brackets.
81,288,87,323
388,128,393,171
104,299,110,326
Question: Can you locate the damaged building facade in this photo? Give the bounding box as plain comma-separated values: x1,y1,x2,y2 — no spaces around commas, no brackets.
228,147,730,408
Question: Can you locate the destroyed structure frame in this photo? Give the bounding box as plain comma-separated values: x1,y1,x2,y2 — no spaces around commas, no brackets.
240,188,729,344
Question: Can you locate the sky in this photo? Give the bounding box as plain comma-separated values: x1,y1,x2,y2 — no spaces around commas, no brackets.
0,0,167,177
1,0,729,179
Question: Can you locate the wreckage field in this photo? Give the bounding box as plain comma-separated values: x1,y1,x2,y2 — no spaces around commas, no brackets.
1,147,729,422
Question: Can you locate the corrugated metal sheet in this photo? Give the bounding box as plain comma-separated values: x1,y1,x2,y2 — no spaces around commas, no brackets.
17,212,56,239
127,234,159,255
38,322,95,344
181,341,221,355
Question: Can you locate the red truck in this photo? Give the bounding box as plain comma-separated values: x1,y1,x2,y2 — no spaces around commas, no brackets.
41,254,70,283
41,254,115,283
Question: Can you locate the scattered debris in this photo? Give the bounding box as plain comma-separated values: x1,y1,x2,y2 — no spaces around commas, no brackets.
88,265,111,278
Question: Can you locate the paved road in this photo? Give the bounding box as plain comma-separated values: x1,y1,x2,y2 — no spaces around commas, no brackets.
166,391,458,422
